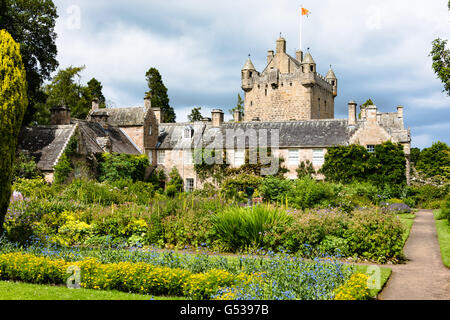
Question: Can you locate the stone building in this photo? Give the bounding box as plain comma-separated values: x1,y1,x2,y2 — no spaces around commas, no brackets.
18,36,411,187
242,37,337,122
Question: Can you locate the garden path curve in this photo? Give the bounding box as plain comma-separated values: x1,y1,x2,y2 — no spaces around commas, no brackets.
377,210,450,300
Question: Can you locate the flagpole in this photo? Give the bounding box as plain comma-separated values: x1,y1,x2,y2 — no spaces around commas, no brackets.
300,5,303,52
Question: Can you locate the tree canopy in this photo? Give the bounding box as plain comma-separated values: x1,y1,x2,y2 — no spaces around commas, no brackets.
0,29,28,233
145,68,176,123
416,141,450,181
0,0,59,125
188,107,203,122
429,2,450,95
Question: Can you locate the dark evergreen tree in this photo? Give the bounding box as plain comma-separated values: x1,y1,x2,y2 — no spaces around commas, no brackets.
145,67,176,123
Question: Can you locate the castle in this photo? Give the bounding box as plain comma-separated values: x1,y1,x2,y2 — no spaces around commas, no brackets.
18,37,412,188
242,37,337,122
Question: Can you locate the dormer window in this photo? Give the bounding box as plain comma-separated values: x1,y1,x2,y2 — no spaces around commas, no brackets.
184,126,194,139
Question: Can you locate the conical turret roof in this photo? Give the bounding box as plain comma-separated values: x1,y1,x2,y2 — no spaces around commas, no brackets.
302,52,315,64
326,68,336,79
242,57,256,70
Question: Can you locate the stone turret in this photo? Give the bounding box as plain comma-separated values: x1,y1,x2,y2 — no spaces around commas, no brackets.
241,56,256,92
302,52,316,73
326,67,337,98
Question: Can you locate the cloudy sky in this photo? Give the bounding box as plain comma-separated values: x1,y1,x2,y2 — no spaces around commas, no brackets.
52,0,449,149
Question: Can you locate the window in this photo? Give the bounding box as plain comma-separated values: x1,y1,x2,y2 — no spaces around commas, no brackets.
310,66,314,72
148,125,152,136
148,150,153,165
288,149,299,166
367,145,375,153
185,178,194,192
157,150,165,165
184,149,193,164
234,149,245,166
265,89,267,96
312,149,324,166
184,126,193,139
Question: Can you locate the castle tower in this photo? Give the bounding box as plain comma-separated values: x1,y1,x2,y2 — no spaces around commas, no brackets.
241,56,256,92
326,67,338,98
242,37,336,122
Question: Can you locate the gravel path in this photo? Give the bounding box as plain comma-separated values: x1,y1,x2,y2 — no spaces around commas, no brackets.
378,210,450,300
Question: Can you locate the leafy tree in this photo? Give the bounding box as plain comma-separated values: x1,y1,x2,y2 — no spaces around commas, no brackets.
429,2,450,95
44,66,98,120
0,0,59,125
416,141,450,181
188,107,203,122
229,94,244,116
0,29,28,233
430,38,450,96
145,67,176,123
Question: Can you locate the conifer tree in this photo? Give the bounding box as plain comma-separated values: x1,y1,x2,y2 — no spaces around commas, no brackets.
145,68,176,123
0,29,28,233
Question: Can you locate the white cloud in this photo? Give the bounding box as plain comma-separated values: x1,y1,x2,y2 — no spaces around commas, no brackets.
52,0,450,144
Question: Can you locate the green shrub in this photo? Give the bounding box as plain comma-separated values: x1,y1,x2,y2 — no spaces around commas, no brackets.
288,177,339,210
344,209,405,263
12,178,52,199
97,153,149,182
220,174,263,200
12,153,43,181
437,195,450,221
211,205,292,252
260,176,292,203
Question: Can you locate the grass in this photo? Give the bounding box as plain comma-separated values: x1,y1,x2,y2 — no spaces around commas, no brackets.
433,209,450,268
0,280,183,300
353,265,392,298
397,213,416,244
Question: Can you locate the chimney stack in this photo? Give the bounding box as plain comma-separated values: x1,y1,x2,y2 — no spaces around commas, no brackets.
267,50,274,64
50,105,71,125
296,50,303,62
152,107,163,124
91,98,100,112
366,105,378,123
397,105,404,119
211,109,224,127
144,96,151,112
233,110,243,122
348,100,357,126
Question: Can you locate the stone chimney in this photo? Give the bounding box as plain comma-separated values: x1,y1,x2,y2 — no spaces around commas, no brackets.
296,50,303,62
397,105,404,119
276,37,286,53
90,110,109,128
366,105,378,123
152,107,163,124
50,105,71,125
91,98,100,112
348,100,357,126
234,110,243,122
211,109,224,127
267,50,274,64
144,97,151,112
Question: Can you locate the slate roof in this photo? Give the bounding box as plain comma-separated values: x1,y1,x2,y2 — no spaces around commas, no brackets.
18,121,141,172
157,119,356,150
88,107,146,127
17,125,77,171
78,121,141,155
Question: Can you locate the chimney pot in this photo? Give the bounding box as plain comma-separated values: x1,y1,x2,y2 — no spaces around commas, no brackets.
211,109,224,127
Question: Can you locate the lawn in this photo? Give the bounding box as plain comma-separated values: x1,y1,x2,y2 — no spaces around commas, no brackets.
0,280,182,300
433,210,450,268
353,265,392,298
398,213,416,244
